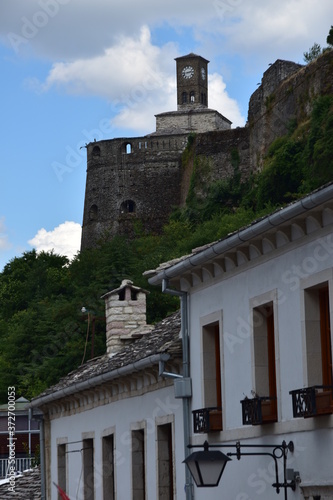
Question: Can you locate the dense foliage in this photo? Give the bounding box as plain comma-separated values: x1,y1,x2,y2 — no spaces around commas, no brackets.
0,96,332,402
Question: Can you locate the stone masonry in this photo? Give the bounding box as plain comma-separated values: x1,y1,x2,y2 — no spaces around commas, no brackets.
102,279,153,355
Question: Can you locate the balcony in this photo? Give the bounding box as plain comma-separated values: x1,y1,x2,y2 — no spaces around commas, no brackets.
0,457,34,478
289,385,333,418
240,396,277,425
192,407,222,433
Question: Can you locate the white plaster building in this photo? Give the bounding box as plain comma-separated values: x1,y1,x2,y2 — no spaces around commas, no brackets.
147,183,333,500
30,280,187,500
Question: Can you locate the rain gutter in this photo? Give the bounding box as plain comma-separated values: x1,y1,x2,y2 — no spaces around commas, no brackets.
148,183,333,286
29,353,170,409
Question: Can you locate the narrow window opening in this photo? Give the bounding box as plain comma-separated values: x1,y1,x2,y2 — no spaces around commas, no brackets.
304,283,332,387
120,200,136,214
125,143,132,154
131,290,138,301
132,429,145,500
182,91,187,103
253,302,277,422
57,444,67,500
83,438,94,500
89,205,98,221
190,91,195,103
92,146,100,157
157,423,174,500
198,321,223,432
102,435,115,500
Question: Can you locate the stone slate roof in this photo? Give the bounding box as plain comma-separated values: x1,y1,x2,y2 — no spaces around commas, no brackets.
33,310,181,401
0,467,41,499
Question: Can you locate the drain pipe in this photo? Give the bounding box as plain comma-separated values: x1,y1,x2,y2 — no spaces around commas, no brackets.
29,409,45,500
161,279,193,500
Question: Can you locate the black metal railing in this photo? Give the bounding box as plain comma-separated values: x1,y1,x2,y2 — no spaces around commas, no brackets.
289,385,333,418
192,407,222,433
240,396,277,425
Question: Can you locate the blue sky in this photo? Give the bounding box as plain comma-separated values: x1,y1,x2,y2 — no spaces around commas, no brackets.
0,0,331,270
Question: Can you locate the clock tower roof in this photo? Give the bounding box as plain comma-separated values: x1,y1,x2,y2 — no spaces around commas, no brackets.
175,53,209,64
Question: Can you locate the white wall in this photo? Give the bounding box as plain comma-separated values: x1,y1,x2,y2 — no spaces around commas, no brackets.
49,385,184,500
187,227,333,499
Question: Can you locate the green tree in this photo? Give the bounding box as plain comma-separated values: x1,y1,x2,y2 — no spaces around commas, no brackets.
303,42,322,63
327,25,333,47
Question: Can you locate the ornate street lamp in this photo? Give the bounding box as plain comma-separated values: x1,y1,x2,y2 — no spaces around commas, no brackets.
183,441,231,487
184,440,299,499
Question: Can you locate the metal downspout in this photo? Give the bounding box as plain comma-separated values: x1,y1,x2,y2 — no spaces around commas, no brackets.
39,417,46,500
161,279,193,500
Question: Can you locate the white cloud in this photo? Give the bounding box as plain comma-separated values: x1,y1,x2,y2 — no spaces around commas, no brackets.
221,0,332,62
209,73,245,127
33,26,244,132
28,221,81,261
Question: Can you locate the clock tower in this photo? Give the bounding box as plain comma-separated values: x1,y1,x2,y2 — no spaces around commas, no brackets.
175,53,209,111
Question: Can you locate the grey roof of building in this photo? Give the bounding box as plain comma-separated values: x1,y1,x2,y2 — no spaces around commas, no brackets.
0,467,41,499
31,310,181,404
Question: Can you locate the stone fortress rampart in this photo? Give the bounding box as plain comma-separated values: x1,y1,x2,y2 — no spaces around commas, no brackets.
81,51,333,250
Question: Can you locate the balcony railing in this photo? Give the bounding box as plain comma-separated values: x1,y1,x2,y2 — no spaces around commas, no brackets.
192,407,222,433
240,396,277,425
289,385,333,418
0,457,34,478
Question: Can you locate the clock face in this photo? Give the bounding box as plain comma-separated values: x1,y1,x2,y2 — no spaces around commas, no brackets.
182,65,194,79
201,67,206,80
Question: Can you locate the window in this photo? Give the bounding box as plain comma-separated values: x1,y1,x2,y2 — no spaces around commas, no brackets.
182,92,187,103
304,283,332,387
202,322,221,409
89,204,98,221
290,282,333,417
132,429,145,500
253,303,277,421
125,143,132,154
120,200,136,214
83,438,94,500
92,145,100,156
190,91,195,103
102,435,115,500
193,321,222,433
57,444,67,500
157,423,174,500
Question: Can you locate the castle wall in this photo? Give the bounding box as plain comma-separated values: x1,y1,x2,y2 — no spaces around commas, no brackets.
248,51,333,170
81,134,188,249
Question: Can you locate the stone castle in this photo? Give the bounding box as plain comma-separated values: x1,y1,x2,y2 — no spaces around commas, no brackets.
81,51,333,250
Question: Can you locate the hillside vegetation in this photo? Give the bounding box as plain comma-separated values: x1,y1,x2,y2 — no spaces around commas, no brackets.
0,95,332,402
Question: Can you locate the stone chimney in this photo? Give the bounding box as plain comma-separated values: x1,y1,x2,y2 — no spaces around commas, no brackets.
101,279,153,355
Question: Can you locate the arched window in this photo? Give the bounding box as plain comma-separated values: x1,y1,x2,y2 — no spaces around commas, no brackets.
89,204,98,221
182,92,187,104
124,143,132,154
120,200,136,214
190,91,195,103
92,145,100,156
